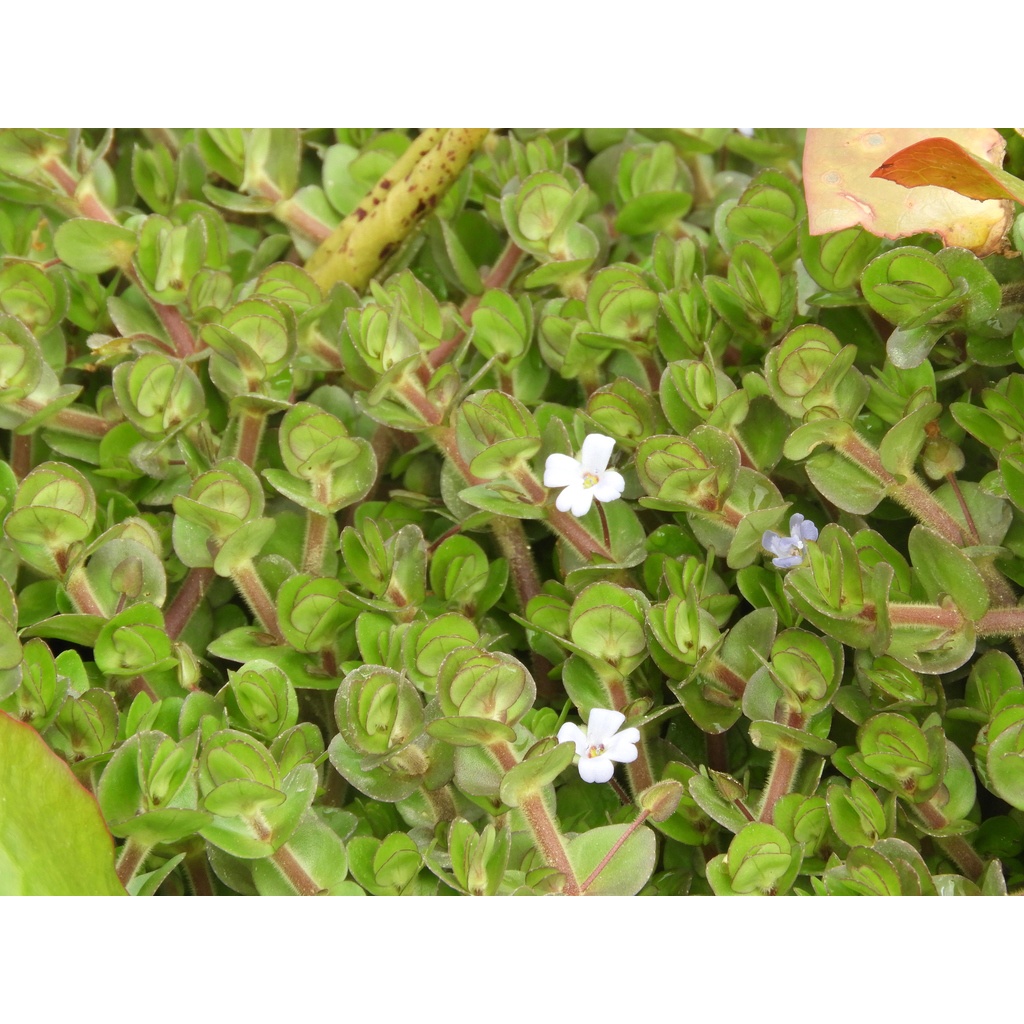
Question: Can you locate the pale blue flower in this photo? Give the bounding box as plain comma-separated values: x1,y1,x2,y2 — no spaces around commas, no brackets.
762,513,818,569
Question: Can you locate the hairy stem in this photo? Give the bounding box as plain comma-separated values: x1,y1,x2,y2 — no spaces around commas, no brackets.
230,408,268,468
490,738,580,895
9,432,32,479
183,845,216,896
165,567,215,640
303,510,332,575
913,799,985,882
422,784,458,824
15,398,113,438
270,843,323,895
64,567,105,616
115,837,152,888
758,744,803,823
231,560,285,643
41,156,199,358
836,431,965,545
428,239,525,370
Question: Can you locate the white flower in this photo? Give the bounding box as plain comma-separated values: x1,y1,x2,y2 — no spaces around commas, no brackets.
542,433,625,518
557,708,640,784
762,513,819,569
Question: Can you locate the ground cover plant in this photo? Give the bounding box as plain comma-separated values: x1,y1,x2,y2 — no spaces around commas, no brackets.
3,127,1024,895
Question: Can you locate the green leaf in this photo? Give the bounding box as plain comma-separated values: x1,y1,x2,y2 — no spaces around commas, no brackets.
0,710,125,894
567,823,657,895
498,741,575,806
907,525,989,620
54,218,137,273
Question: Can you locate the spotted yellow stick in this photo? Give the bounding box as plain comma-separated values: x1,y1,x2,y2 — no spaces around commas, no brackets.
305,128,489,293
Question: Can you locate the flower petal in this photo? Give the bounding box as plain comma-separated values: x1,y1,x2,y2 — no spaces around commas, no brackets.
555,484,580,513
579,754,615,784
568,487,595,518
604,733,640,764
557,722,588,755
762,529,782,552
772,553,803,569
788,513,806,537
544,453,583,488
580,433,615,474
586,708,626,743
798,519,819,542
591,469,625,503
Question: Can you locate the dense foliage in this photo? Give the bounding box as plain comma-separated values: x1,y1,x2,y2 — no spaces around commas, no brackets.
3,127,1024,895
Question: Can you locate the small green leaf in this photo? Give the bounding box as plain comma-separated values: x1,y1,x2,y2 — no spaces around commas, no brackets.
54,218,137,273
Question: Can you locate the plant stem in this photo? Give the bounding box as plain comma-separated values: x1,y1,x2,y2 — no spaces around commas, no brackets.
519,791,580,895
248,811,322,894
64,567,105,616
579,809,651,895
115,837,152,888
707,657,747,700
270,843,323,895
231,560,285,643
489,515,541,608
183,844,215,896
428,239,525,370
945,473,980,544
836,431,965,545
9,432,32,479
303,509,332,575
124,674,158,700
912,799,985,882
706,730,729,773
41,156,199,358
509,464,615,561
977,607,1024,637
231,407,268,468
883,602,962,630
489,738,580,895
602,676,654,794
397,379,443,427
165,567,215,640
15,398,113,437
758,744,803,823
275,196,335,245
422,784,457,823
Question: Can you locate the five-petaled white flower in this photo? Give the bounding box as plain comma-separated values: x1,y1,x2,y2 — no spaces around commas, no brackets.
557,708,640,784
762,513,819,569
543,433,625,518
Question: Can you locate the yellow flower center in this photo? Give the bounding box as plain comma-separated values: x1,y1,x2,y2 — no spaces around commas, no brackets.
586,743,606,758
581,471,599,489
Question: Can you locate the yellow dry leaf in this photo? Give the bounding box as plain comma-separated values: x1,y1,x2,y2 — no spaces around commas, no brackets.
803,128,1012,256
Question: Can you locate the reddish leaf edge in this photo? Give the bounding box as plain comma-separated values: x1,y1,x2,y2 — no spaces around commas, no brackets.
871,137,1024,206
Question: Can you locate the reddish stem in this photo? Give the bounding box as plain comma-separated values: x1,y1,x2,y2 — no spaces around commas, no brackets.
428,241,524,370
10,432,32,480
837,431,964,546
41,155,199,359
16,399,112,438
115,837,151,888
231,560,285,643
270,843,322,895
488,738,579,895
165,567,215,641
758,709,806,824
913,799,985,882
